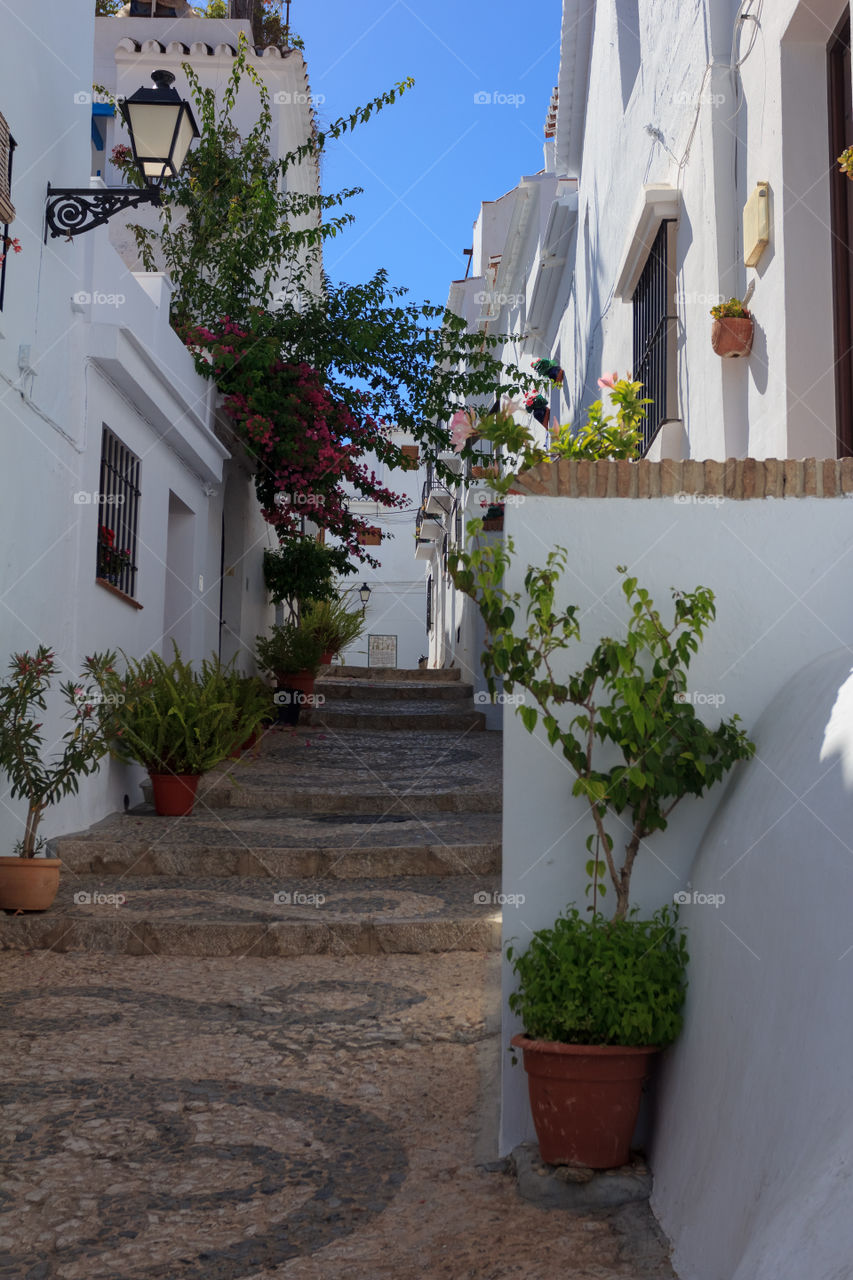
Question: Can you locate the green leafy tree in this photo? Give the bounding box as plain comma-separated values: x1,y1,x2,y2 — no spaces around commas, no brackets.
121,36,537,494
449,540,755,921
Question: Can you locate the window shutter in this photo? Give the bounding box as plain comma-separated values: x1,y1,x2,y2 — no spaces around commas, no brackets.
0,113,14,226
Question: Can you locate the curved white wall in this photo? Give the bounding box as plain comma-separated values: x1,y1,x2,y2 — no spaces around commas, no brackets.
652,646,853,1280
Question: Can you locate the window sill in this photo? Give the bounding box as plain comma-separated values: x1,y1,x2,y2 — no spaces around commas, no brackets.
95,577,143,610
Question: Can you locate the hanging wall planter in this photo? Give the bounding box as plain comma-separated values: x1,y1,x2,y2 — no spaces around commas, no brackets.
711,315,754,358
710,299,754,358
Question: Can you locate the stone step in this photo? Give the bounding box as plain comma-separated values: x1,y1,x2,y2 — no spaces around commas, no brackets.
308,702,486,732
315,679,475,702
322,665,461,682
0,875,503,957
54,809,502,878
213,784,500,813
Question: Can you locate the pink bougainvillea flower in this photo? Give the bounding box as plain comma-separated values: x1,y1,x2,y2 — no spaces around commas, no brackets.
597,372,618,390
450,408,478,452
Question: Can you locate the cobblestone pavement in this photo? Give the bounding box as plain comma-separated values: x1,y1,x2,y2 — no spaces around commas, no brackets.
0,952,677,1280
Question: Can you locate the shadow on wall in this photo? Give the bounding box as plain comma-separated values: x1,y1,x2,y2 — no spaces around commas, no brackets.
651,645,853,1280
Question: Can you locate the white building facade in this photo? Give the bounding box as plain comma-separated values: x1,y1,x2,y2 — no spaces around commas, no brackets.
0,5,317,848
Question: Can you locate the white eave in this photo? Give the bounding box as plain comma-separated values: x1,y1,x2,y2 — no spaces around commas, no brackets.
554,0,596,177
614,184,680,300
527,180,579,340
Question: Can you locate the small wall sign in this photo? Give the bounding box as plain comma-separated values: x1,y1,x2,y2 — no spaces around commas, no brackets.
368,634,397,667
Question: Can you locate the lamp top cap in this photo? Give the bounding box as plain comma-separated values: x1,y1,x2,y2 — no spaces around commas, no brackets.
151,69,176,90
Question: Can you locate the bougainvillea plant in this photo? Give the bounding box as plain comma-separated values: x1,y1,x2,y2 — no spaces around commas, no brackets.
188,320,405,559
0,235,22,265
112,36,540,519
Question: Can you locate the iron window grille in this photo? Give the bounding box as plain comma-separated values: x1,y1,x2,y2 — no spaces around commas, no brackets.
0,120,16,312
426,574,433,633
96,427,141,599
632,219,678,453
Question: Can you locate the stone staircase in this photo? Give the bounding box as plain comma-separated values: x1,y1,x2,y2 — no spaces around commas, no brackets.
0,685,502,958
309,665,486,732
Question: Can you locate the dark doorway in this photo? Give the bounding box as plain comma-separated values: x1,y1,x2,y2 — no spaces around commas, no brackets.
828,9,853,456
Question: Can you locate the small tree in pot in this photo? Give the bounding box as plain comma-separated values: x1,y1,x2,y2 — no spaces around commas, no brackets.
255,623,324,724
450,537,754,1167
0,647,116,910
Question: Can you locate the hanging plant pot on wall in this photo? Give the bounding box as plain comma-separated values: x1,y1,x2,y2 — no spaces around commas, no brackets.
711,314,754,358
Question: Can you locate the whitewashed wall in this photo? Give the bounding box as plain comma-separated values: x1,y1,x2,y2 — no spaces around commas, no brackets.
499,492,853,1173
650,644,853,1280
554,0,849,461
0,3,279,850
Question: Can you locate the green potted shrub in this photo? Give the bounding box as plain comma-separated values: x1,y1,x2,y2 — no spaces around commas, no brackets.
97,647,248,816
449,541,755,1168
262,539,354,608
301,595,366,664
0,646,115,910
710,296,753,358
198,659,274,757
255,623,324,724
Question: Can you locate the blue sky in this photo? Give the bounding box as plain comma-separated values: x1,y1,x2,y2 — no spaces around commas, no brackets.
295,0,562,309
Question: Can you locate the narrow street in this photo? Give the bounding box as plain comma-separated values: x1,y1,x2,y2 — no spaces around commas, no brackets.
1,672,674,1279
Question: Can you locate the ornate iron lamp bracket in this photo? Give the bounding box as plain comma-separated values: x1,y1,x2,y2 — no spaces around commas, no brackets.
45,183,161,241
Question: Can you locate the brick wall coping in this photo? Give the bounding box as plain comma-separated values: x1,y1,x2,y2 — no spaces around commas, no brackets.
511,458,853,500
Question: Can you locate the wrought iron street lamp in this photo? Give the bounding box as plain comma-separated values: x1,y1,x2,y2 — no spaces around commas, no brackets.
358,582,372,613
45,70,199,239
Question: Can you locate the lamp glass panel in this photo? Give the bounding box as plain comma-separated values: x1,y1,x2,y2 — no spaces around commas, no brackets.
125,101,182,168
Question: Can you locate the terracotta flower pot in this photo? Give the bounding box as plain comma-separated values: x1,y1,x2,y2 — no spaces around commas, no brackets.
320,650,336,666
711,315,754,358
0,856,62,912
511,1034,659,1169
148,773,200,816
481,517,504,532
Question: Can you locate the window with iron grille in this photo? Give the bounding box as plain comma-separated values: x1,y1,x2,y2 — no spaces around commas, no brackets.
0,114,16,313
96,427,141,599
426,574,433,633
632,220,677,453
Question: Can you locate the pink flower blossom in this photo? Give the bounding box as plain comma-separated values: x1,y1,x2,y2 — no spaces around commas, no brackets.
450,408,477,453
597,372,618,390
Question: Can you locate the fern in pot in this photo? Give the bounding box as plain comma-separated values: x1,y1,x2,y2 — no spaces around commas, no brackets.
97,647,250,816
450,536,754,1168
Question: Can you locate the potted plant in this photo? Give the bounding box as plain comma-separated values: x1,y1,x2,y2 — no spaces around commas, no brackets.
480,502,505,532
524,392,550,426
96,525,132,584
255,623,324,724
449,544,755,1168
302,596,366,665
197,659,273,757
532,357,564,385
0,646,115,910
262,538,355,608
710,297,754,358
97,647,247,816
508,905,687,1167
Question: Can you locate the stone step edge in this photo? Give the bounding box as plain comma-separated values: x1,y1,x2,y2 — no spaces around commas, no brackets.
321,665,462,681
0,917,502,956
